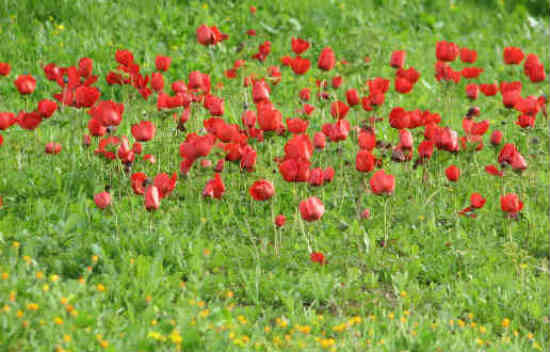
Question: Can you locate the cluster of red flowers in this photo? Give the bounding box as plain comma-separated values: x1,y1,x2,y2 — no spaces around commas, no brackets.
1,16,546,265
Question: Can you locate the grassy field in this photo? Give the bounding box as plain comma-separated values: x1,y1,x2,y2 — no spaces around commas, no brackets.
0,0,549,351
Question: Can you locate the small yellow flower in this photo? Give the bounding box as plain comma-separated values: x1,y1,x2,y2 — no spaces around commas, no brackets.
476,338,483,345
2,304,10,312
400,290,407,297
99,339,109,348
201,3,208,9
200,309,209,318
264,326,271,333
527,332,534,340
63,334,72,343
50,274,60,283
16,310,24,318
36,271,44,279
387,312,394,320
457,319,465,328
226,290,234,298
54,317,64,325
92,255,99,263
26,303,39,311
9,291,16,302
42,284,49,292
1,272,8,280
12,241,20,249
480,325,487,334
23,255,32,264
97,284,106,292
151,319,157,326
203,248,211,256
501,318,510,328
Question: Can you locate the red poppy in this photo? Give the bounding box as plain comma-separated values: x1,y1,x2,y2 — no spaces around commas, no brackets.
37,99,58,118
346,89,360,106
302,104,315,116
130,172,148,195
94,191,111,209
14,74,37,95
465,84,479,100
461,67,483,79
249,180,275,201
286,118,309,134
299,197,325,222
527,63,546,83
310,169,325,186
149,72,164,92
358,128,376,151
203,173,225,199
501,90,521,109
321,119,350,142
434,127,459,152
252,80,270,103
240,145,257,172
275,214,286,227
115,49,134,66
436,41,459,62
299,88,311,101
331,76,343,89
390,50,406,68
479,83,498,96
0,112,16,130
417,140,434,160
241,110,257,129
78,57,93,77
87,118,106,137
470,193,486,209
323,167,335,183
515,114,535,128
45,142,62,155
369,170,395,195
291,37,310,55
252,41,271,61
361,209,371,219
460,48,477,63
500,193,523,216
445,165,460,182
18,111,43,130
131,121,156,142
389,107,410,129
196,25,228,46
395,77,413,94
0,62,10,76
257,104,283,132
356,150,375,173
397,129,413,150
279,158,311,182
250,5,256,13
310,252,325,265
155,55,171,72
313,132,326,150
0,134,3,147
205,95,224,116
490,130,503,146
503,47,524,65
368,77,390,94
246,29,257,36
74,86,101,108
318,47,336,71
485,165,503,177
90,100,124,127
330,101,349,119
142,185,160,211
154,173,177,199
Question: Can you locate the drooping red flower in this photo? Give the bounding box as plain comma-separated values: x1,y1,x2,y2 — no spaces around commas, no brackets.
196,25,228,46
470,193,486,209
500,193,524,216
490,130,503,146
155,55,172,72
143,185,161,211
275,214,286,227
318,47,336,71
356,150,375,173
299,197,325,222
390,50,406,68
291,37,310,55
460,48,477,63
131,121,156,142
0,112,16,130
130,172,148,195
503,47,524,65
45,142,62,155
202,173,225,199
330,101,349,119
74,86,101,108
0,62,10,76
461,67,483,79
154,173,177,199
14,74,36,95
310,252,325,265
279,158,311,182
445,165,460,182
18,111,43,130
465,84,479,100
94,191,111,209
37,99,58,118
479,83,498,96
369,170,395,195
485,164,503,177
313,132,326,150
249,180,275,201
436,41,459,62
252,80,270,103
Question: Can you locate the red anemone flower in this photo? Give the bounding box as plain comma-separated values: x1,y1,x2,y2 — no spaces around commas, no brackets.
45,142,62,155
14,74,37,95
310,252,326,265
291,37,310,55
155,55,172,72
318,47,336,71
500,193,524,216
369,170,395,195
202,173,225,199
131,121,156,142
299,197,325,222
249,180,275,201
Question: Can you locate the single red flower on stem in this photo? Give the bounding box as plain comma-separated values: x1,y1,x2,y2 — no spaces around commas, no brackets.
310,252,325,265
330,101,350,119
470,193,486,209
445,165,460,182
500,193,523,216
503,47,524,65
0,62,11,76
14,74,36,95
155,55,172,72
460,48,477,63
299,197,325,222
45,142,62,155
131,172,148,195
203,173,225,199
318,47,336,71
436,41,459,62
37,99,58,118
145,185,160,211
369,170,395,195
275,214,286,227
131,121,156,142
390,50,406,68
94,190,111,209
291,37,310,55
249,180,275,201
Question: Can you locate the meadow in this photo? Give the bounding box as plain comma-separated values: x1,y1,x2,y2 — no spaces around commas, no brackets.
0,0,549,351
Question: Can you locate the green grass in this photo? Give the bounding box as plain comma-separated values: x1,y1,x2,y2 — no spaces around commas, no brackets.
0,0,549,351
